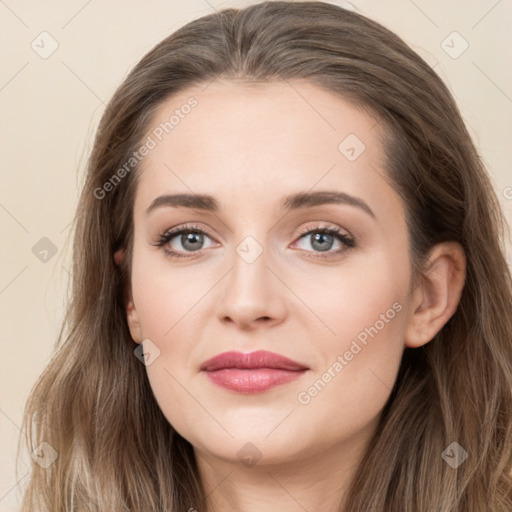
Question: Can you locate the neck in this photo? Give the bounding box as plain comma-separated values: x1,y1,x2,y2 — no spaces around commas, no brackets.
194,417,378,512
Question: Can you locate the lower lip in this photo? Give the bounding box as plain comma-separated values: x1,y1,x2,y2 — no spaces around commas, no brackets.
203,368,307,393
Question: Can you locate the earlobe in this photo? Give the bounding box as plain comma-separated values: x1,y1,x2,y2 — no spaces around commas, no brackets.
125,289,143,344
404,241,466,348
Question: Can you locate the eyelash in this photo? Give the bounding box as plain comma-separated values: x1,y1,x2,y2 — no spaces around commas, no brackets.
152,223,355,260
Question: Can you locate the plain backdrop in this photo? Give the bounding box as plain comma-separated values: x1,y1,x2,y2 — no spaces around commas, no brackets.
1,0,511,509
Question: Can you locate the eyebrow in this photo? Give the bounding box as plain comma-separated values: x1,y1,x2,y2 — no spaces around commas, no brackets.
145,190,375,219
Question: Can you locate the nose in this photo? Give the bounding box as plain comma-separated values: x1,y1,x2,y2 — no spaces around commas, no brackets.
216,242,288,331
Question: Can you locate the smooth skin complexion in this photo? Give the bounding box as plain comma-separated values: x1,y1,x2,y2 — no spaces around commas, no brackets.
116,80,466,512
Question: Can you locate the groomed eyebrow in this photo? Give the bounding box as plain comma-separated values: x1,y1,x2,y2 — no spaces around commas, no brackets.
282,190,375,218
146,190,375,219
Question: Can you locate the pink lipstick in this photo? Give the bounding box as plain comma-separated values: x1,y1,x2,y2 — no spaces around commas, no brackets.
200,350,309,393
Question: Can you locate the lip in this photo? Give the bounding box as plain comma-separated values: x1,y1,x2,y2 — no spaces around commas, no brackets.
200,350,309,394
200,350,309,371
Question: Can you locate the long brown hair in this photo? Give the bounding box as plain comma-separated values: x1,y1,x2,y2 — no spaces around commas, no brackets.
17,2,512,510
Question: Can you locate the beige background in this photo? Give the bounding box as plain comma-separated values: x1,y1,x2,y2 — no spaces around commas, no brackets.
1,0,511,509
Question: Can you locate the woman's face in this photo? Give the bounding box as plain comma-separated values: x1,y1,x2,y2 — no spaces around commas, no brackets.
124,79,416,466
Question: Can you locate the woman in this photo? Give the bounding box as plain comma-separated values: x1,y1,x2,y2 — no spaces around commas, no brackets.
17,2,512,510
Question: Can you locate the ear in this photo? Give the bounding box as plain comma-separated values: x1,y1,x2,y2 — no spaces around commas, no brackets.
114,248,143,344
405,241,466,348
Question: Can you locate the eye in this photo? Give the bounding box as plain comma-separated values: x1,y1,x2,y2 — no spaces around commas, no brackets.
151,223,217,259
151,222,355,260
291,224,355,259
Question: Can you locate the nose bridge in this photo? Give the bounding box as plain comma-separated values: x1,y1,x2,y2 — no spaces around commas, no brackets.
228,232,272,301
216,228,287,327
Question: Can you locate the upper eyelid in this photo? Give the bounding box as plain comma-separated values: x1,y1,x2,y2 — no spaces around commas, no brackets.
296,222,350,236
161,222,349,237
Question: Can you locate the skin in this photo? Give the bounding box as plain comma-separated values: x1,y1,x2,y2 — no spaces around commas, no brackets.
116,79,466,512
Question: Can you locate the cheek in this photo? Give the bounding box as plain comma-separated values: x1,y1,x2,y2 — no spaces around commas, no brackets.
293,254,408,410
130,249,214,339
293,250,409,349
129,252,215,424
293,284,406,447
130,268,200,433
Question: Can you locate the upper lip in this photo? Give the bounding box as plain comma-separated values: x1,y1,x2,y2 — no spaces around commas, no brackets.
200,350,309,371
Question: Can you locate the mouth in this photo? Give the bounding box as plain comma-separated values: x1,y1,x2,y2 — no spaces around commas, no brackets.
200,350,309,394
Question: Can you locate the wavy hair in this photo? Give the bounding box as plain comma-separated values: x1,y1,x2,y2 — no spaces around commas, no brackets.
17,2,512,510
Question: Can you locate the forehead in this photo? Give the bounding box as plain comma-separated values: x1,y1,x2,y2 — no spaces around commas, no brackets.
134,79,392,215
